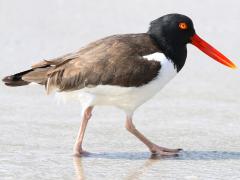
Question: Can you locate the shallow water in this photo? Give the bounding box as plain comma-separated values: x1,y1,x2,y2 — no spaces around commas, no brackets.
1,0,240,179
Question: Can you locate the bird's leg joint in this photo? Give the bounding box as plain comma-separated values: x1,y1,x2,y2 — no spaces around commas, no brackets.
83,106,93,120
125,118,136,132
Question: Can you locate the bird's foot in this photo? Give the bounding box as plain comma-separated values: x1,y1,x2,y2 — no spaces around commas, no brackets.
73,150,90,157
150,144,182,156
73,146,90,157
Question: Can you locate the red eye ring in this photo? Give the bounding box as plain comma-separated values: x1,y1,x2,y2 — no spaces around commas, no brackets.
179,22,188,30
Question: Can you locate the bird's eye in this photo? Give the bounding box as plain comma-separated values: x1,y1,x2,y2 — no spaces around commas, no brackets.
179,22,188,30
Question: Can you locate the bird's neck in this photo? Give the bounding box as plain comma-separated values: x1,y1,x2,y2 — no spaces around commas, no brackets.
148,34,187,72
165,45,187,72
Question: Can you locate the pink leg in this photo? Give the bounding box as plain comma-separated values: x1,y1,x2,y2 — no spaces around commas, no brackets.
125,116,181,156
73,106,93,156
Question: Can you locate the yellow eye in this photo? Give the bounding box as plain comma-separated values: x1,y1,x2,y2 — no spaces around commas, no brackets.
179,22,188,30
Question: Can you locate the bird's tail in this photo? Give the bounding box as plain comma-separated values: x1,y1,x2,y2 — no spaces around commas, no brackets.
2,55,75,88
2,69,33,86
2,65,51,87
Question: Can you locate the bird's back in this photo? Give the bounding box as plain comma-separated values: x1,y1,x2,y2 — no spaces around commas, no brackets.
3,33,162,94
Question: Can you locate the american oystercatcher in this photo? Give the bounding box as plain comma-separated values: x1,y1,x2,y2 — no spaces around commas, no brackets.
3,14,237,156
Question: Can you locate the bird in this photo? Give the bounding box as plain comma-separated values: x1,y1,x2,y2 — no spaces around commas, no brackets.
2,13,237,157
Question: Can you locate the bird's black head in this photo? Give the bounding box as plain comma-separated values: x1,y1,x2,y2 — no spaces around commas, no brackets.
148,14,196,71
148,14,195,47
148,13,237,71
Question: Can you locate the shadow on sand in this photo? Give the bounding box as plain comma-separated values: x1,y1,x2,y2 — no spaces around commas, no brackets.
75,150,240,161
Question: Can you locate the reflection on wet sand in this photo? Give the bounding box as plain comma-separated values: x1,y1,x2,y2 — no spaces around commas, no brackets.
73,157,85,180
73,151,240,179
124,155,160,180
72,155,157,180
73,153,172,180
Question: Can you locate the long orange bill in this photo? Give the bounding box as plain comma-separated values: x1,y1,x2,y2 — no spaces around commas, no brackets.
191,34,237,69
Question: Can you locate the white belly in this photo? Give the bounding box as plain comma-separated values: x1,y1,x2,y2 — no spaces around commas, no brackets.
56,53,177,115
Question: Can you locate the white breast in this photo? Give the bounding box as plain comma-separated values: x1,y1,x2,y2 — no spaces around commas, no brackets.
56,53,177,115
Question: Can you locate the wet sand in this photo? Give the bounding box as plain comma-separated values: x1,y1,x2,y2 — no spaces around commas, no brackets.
1,0,240,179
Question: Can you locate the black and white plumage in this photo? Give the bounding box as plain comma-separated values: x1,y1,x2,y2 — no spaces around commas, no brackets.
2,14,237,156
58,51,177,116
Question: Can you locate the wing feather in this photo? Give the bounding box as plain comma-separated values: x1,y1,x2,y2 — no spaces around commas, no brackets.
44,34,161,94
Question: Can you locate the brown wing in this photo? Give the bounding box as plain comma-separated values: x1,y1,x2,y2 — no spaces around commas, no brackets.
21,52,79,85
45,33,161,94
